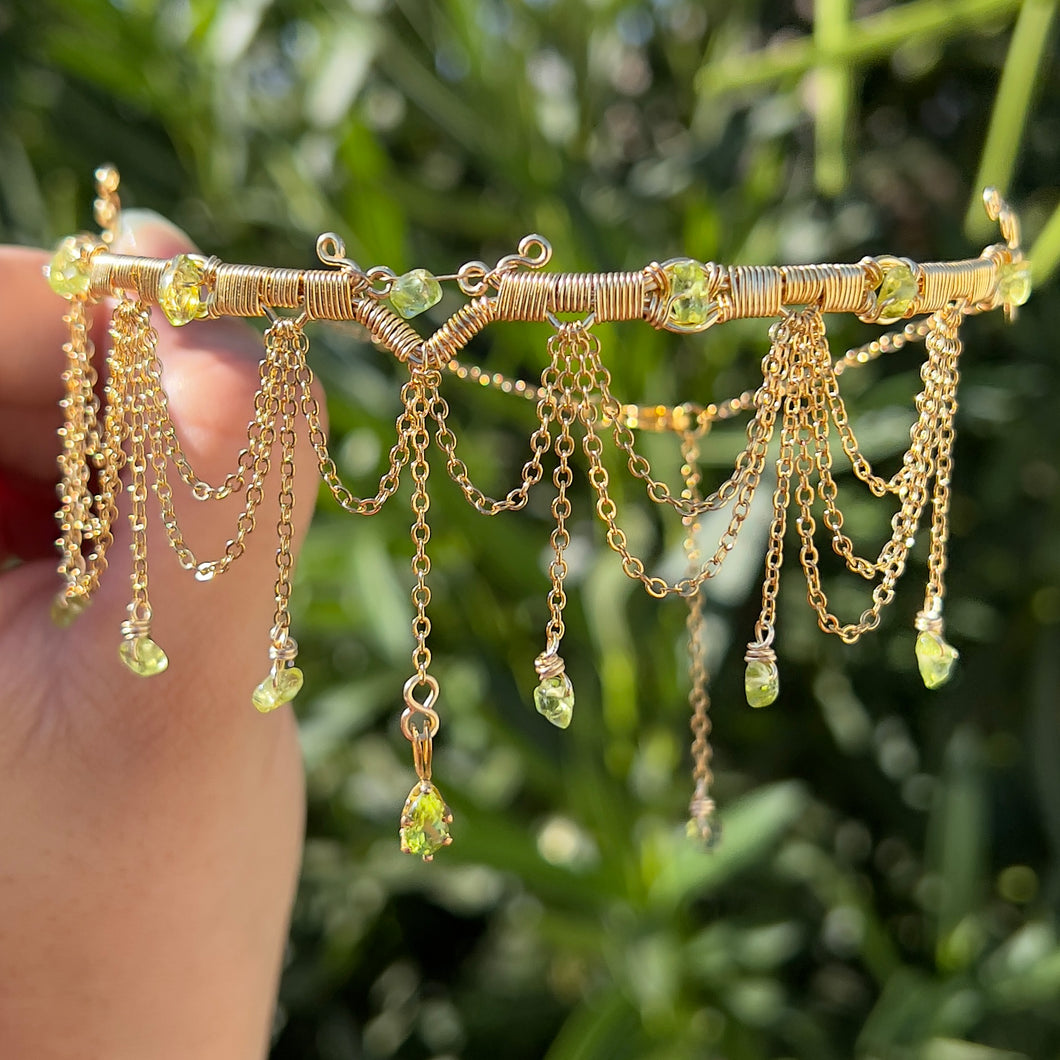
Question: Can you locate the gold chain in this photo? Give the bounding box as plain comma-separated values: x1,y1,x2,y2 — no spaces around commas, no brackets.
681,429,718,847
924,303,962,611
54,299,95,602
266,318,303,660
407,370,435,686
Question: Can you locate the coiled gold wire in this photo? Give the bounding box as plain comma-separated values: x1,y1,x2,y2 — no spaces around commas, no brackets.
356,299,424,364
920,260,994,309
782,263,868,314
725,266,784,319
422,297,497,367
304,271,363,321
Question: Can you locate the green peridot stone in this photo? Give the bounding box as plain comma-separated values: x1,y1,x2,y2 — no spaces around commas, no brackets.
119,635,169,677
686,811,722,850
389,269,442,319
400,781,452,860
252,666,304,713
50,592,90,629
876,261,918,324
662,259,719,330
997,260,1031,307
158,254,210,326
47,235,97,299
534,673,574,729
915,630,958,690
745,658,779,709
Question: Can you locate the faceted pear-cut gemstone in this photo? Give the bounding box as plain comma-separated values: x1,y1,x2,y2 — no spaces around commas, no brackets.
400,781,452,860
389,269,442,318
47,235,97,299
745,658,779,708
534,673,575,729
50,592,89,628
915,630,958,690
997,260,1031,307
251,666,304,713
158,254,210,326
119,635,169,677
662,259,719,330
876,261,918,324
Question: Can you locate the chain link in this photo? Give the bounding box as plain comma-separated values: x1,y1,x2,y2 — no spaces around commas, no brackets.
298,358,413,516
55,298,96,594
924,303,963,608
681,430,718,845
264,318,304,657
543,327,579,648
124,312,153,627
407,370,436,685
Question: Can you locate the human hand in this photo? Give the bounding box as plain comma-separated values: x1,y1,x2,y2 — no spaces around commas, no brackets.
0,214,314,1059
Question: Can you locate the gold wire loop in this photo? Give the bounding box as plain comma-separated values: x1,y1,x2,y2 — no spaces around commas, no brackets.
456,233,554,298
492,233,553,277
983,187,1021,251
534,648,566,680
268,636,299,662
315,232,364,275
456,260,491,296
365,265,398,296
93,164,122,245
263,304,310,332
401,674,441,741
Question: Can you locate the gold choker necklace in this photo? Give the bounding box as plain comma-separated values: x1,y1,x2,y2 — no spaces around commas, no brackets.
46,166,1030,859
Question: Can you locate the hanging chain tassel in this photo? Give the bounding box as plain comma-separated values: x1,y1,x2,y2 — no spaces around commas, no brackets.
52,294,100,625
51,167,126,624
399,368,454,860
252,316,307,712
116,299,169,676
681,429,720,847
532,323,583,730
914,305,963,689
744,313,802,707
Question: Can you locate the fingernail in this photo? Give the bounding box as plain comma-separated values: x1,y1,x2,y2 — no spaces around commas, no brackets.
115,209,199,257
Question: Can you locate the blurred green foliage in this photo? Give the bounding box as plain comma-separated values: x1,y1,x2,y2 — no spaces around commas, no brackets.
2,0,1059,1057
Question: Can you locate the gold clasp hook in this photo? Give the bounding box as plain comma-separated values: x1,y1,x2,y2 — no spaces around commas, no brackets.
453,234,553,297
93,164,122,246
982,188,1030,322
983,187,1021,252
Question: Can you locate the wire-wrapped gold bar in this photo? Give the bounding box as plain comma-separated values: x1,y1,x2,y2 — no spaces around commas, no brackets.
86,231,1024,351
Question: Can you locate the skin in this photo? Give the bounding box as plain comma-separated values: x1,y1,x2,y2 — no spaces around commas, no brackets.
0,215,314,1058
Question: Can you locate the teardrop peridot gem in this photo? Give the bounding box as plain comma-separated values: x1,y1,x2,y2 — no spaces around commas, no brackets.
119,635,169,677
997,260,1031,307
252,666,304,713
686,810,722,850
389,269,442,319
915,630,958,689
158,254,210,326
47,235,97,299
662,259,719,330
534,673,575,729
745,658,779,709
400,781,452,861
876,261,917,324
